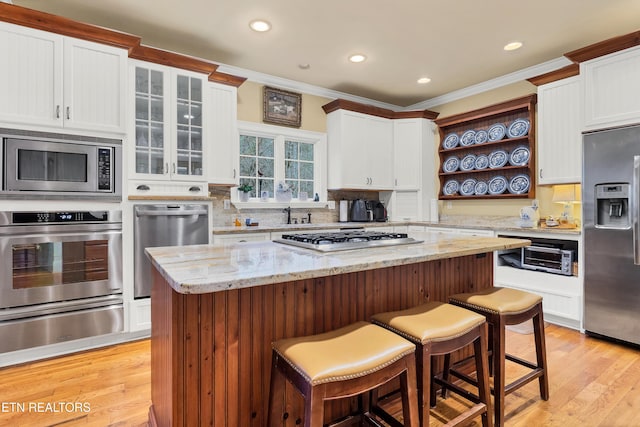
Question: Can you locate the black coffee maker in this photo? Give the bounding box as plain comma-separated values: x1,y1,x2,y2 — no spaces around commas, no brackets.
372,201,388,222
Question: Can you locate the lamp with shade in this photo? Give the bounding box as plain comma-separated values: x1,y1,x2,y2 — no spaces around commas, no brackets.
552,184,581,225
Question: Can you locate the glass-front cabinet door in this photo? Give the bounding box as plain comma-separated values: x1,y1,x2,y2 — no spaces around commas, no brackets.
132,62,206,181
175,75,203,177
135,65,168,176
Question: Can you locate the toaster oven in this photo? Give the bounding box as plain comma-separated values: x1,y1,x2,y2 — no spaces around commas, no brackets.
521,245,575,276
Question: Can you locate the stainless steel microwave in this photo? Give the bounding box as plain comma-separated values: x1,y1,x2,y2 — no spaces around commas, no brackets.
1,132,122,199
521,245,575,276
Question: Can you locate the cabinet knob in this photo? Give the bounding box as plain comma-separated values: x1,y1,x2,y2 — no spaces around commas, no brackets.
189,186,201,192
539,169,543,179
66,106,70,120
56,105,60,119
136,184,150,191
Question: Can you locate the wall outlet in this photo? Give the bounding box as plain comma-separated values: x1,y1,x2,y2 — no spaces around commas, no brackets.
328,201,335,209
446,201,452,210
223,199,230,210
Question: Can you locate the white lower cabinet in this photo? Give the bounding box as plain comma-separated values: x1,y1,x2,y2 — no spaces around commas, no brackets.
425,226,494,237
213,232,270,246
495,231,582,330
128,298,151,332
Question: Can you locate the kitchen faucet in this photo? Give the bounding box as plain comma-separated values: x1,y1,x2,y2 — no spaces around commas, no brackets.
283,206,291,224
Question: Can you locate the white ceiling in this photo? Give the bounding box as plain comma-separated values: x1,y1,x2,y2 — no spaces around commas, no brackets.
12,0,640,108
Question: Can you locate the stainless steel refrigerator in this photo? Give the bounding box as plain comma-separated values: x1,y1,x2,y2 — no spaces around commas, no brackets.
583,123,640,345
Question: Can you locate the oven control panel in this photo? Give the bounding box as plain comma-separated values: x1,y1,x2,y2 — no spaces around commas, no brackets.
11,211,110,224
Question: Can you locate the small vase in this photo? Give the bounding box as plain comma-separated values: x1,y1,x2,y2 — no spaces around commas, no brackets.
275,190,292,203
239,191,250,202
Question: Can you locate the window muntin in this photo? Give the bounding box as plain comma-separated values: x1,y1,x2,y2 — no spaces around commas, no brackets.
236,122,325,203
239,135,274,198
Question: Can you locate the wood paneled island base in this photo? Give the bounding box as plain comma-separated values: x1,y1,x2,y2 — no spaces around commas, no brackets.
149,252,494,427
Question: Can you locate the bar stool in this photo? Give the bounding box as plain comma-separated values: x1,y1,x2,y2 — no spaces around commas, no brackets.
448,287,549,427
267,321,420,427
371,301,492,427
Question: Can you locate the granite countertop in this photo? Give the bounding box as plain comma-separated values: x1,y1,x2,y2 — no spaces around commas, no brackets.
146,232,530,295
212,216,581,235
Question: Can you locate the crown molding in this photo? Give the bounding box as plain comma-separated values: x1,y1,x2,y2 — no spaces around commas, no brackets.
526,63,580,86
405,57,573,111
215,63,404,111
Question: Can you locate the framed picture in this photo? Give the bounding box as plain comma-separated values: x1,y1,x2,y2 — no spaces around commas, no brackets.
263,86,302,127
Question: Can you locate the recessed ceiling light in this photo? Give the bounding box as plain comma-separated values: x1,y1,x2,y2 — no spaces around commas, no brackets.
249,20,271,32
504,41,523,51
349,54,367,63
298,63,311,70
417,77,431,84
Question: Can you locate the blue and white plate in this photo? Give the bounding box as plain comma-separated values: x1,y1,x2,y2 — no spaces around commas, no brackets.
460,178,477,196
442,133,459,149
443,179,459,196
488,176,508,195
507,119,530,138
475,180,488,195
460,154,477,171
475,154,489,170
488,150,509,168
460,130,476,146
474,130,489,144
509,174,530,194
443,156,459,173
487,123,507,141
509,146,530,166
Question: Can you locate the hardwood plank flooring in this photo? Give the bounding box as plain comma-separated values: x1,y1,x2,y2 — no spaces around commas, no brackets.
0,325,639,426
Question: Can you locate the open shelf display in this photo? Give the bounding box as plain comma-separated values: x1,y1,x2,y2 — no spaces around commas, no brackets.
435,94,537,200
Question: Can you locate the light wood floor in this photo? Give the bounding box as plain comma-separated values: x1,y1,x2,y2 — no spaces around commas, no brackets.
0,324,639,426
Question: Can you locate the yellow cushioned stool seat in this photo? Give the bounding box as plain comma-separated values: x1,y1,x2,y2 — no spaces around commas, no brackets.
268,321,420,427
448,287,549,427
372,302,492,427
273,321,416,385
449,287,542,315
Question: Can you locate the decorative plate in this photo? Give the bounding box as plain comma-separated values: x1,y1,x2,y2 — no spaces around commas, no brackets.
460,130,476,146
488,176,508,195
442,133,459,149
507,119,530,138
509,174,530,194
487,123,507,141
475,180,488,195
443,156,460,173
474,129,489,144
443,179,459,196
488,150,509,168
474,154,489,170
460,154,477,171
460,178,477,196
509,146,530,166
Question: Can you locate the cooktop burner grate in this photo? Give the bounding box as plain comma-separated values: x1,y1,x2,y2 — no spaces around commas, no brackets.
274,230,421,252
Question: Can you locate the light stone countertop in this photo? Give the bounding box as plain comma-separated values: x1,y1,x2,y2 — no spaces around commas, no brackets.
211,215,581,235
146,232,530,295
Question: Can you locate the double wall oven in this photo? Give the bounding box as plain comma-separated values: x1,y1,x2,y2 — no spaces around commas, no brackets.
0,210,123,353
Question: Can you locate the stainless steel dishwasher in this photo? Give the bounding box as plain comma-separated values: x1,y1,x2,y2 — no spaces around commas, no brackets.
133,204,209,298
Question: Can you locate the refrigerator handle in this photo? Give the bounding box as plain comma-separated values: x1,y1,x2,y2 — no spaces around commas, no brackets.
634,156,640,265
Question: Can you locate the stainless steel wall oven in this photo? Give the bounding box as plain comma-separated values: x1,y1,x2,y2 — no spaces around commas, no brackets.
0,210,123,353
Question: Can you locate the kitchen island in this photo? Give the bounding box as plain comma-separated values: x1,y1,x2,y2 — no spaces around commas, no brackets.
146,232,530,427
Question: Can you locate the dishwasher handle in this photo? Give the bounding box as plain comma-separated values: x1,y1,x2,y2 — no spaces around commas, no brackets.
135,208,208,217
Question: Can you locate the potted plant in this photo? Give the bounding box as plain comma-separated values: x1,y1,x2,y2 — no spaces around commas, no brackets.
237,183,253,202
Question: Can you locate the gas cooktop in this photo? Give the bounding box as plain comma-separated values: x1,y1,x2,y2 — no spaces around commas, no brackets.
273,230,423,252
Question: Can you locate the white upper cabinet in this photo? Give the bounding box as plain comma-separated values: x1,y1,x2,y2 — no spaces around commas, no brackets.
207,82,239,185
129,61,208,195
0,22,126,134
393,118,431,190
537,76,583,184
583,45,640,130
326,109,393,190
